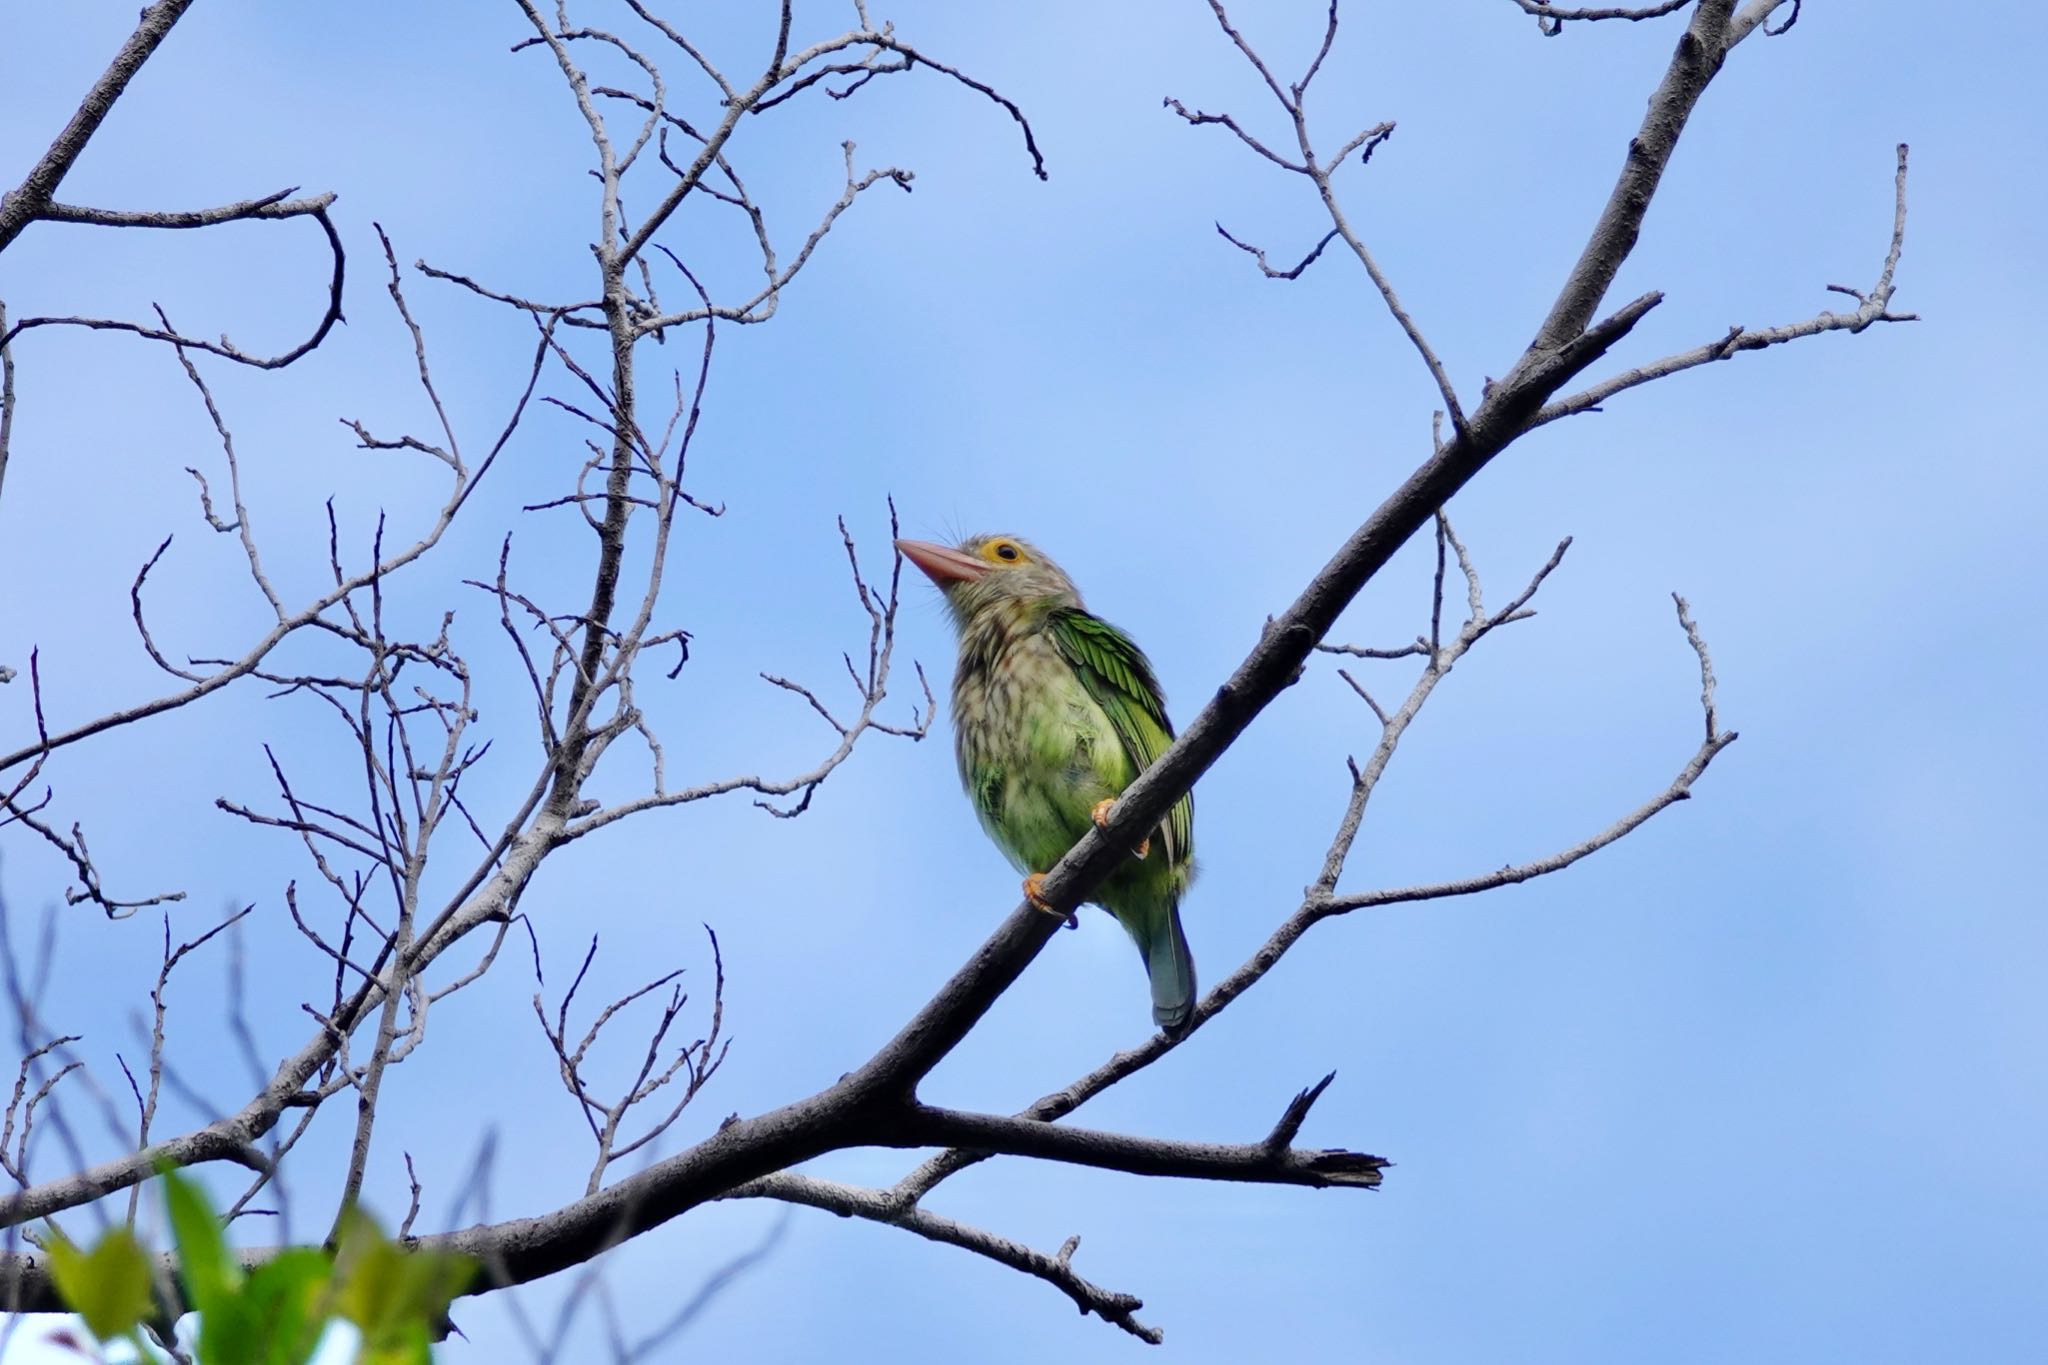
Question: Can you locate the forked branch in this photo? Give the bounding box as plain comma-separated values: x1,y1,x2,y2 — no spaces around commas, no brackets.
0,0,1904,1349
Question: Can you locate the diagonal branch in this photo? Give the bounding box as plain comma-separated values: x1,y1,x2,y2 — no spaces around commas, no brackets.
1534,145,1915,426
1527,0,1739,352
891,533,1727,1209
0,0,201,252
0,2,1904,1346
724,1173,1162,1343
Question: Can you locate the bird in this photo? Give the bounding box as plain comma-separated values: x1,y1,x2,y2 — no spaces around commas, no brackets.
895,532,1196,1030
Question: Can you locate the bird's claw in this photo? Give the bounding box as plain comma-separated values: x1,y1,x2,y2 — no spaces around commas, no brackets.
1023,873,1078,929
1090,798,1151,861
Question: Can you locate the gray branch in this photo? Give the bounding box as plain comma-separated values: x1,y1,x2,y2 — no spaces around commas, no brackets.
725,1172,1162,1344
1534,144,1914,426
0,0,1901,1346
0,0,200,252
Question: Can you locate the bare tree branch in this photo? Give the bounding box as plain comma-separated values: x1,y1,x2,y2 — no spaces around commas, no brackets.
1534,144,1915,426
0,270,552,779
0,300,14,504
0,0,202,252
0,0,1904,1348
726,1175,1162,1343
1170,1,1459,430
0,195,346,371
533,928,728,1194
1507,0,1692,36
886,521,1726,1213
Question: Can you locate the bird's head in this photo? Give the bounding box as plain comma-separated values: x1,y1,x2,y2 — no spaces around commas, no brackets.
895,533,1081,629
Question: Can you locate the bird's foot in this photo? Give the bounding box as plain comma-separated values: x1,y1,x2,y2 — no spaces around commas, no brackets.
1089,798,1151,861
1023,873,1078,929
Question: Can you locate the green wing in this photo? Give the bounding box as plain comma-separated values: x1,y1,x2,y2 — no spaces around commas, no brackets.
1047,608,1193,867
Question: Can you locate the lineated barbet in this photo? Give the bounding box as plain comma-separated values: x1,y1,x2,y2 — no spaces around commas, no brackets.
896,533,1196,1030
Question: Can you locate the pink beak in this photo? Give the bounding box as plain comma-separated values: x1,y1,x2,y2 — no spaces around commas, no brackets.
896,538,988,586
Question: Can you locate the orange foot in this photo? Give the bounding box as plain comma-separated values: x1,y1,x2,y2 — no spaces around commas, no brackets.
1090,798,1151,860
1023,873,1078,929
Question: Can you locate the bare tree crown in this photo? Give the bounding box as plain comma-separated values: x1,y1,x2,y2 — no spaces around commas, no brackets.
0,0,1907,1354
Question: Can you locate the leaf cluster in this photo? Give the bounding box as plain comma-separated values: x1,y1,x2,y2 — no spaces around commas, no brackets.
45,1167,474,1364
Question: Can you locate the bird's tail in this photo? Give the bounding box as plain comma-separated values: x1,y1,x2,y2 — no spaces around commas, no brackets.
1141,901,1197,1032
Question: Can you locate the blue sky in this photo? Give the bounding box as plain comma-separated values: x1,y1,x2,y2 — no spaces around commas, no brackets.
1,2,2042,1361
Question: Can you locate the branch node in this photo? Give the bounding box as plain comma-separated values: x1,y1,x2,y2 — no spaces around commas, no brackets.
1266,1070,1337,1151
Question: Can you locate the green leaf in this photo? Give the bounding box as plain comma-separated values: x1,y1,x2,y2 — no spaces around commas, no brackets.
181,1244,335,1365
332,1210,474,1359
357,1320,433,1365
332,1209,406,1341
241,1249,335,1365
194,1300,257,1365
155,1163,271,1365
398,1249,476,1321
46,1227,154,1343
160,1165,240,1315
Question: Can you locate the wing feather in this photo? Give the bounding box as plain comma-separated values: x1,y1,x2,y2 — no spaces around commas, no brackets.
1047,608,1192,866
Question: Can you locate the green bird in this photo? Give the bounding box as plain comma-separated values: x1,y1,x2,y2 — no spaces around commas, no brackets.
896,533,1196,1030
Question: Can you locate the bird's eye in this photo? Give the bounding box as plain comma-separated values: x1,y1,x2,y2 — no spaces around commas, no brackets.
994,543,1020,561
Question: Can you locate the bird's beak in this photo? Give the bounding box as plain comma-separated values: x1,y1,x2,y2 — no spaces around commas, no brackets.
895,538,988,586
